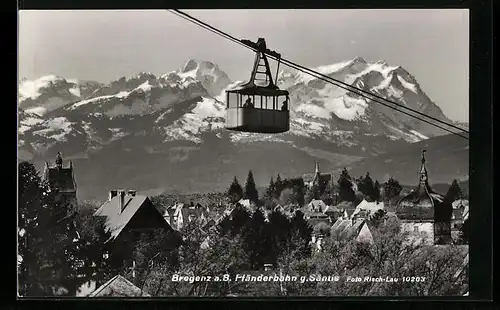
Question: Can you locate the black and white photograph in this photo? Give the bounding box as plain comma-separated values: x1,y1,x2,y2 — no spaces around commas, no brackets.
18,9,470,297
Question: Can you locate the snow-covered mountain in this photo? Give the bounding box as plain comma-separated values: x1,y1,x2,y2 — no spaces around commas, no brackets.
18,58,467,200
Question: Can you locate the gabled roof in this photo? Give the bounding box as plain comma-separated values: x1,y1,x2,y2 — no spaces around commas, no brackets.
352,200,384,218
331,218,368,240
324,205,340,214
89,275,150,297
94,194,153,242
308,199,327,211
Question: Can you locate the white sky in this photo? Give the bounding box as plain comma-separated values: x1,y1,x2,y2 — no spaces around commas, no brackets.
18,9,469,122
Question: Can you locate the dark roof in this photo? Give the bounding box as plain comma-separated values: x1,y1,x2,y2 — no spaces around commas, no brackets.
89,275,150,297
94,194,169,242
44,166,76,192
227,82,289,96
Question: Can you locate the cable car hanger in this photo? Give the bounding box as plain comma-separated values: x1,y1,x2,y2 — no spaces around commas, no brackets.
225,38,290,134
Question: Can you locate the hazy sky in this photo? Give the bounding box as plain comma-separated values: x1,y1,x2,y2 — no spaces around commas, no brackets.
18,9,469,122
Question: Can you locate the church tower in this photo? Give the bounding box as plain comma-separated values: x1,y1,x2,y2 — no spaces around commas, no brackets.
396,150,452,245
43,152,78,217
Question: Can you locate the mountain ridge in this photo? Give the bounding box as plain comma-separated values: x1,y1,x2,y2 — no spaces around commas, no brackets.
18,58,468,201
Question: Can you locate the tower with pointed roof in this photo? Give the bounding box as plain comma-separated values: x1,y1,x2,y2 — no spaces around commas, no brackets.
302,160,334,194
396,150,452,245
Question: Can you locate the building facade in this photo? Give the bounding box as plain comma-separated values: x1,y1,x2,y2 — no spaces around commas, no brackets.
396,150,452,245
42,152,78,218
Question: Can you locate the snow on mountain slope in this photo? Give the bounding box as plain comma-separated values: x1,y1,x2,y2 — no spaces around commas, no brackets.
19,75,65,102
18,58,457,161
18,76,103,116
162,97,226,143
278,57,452,141
176,59,232,97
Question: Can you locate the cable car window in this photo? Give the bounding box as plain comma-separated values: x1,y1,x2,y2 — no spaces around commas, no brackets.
228,92,238,109
255,96,262,109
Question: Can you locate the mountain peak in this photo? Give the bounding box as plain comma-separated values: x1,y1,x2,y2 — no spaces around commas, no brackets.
182,59,199,73
351,56,367,64
181,59,219,73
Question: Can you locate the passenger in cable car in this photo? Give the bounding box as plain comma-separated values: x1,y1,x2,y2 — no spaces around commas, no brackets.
281,96,289,111
243,97,254,108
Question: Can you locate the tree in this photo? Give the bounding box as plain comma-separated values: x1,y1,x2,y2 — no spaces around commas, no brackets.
372,180,381,202
244,170,259,204
18,161,76,296
338,168,356,202
267,210,291,263
226,176,243,203
305,183,321,204
228,206,252,237
368,209,387,229
139,220,249,296
289,210,313,259
264,177,275,200
445,179,463,203
274,174,283,199
70,206,112,289
383,177,403,202
320,185,335,206
359,172,375,200
242,208,271,269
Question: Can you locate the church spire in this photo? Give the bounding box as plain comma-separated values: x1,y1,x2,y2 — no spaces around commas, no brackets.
315,161,319,174
419,149,428,184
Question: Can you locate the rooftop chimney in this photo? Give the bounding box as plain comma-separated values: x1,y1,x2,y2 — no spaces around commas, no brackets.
118,190,126,213
127,190,137,197
109,190,118,201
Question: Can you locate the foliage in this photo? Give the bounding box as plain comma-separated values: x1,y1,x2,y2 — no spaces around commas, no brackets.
338,168,356,203
274,174,283,199
305,183,321,204
383,177,403,202
18,161,77,296
226,177,244,203
241,208,271,269
445,179,463,202
244,170,259,204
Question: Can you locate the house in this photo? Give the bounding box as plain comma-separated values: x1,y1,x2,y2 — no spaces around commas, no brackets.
330,218,374,244
396,150,453,245
42,152,78,218
304,211,330,226
88,275,150,297
93,189,176,276
306,199,327,213
163,202,210,230
94,189,173,242
351,199,385,220
323,204,340,219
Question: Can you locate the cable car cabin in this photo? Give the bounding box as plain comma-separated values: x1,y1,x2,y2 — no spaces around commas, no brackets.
226,87,290,134
225,38,290,134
